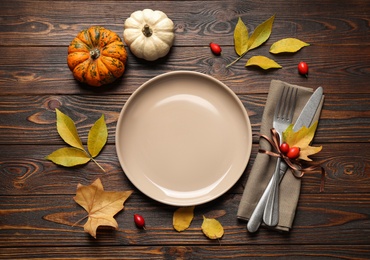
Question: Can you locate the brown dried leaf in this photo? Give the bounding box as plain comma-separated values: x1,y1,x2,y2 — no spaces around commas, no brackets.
73,178,133,238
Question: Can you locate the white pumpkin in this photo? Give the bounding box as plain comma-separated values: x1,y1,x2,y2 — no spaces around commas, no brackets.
124,9,175,61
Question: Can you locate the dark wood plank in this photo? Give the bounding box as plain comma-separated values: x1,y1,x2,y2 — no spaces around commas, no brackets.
0,93,369,145
0,193,369,247
1,245,369,259
0,142,369,196
0,0,369,259
0,0,368,46
0,45,369,95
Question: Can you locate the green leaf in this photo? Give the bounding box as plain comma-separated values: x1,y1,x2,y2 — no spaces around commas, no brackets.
270,38,310,54
46,147,90,167
56,109,84,151
88,114,108,158
234,17,249,56
247,14,275,51
245,55,282,70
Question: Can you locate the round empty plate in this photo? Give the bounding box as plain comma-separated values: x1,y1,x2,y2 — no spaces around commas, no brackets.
115,71,252,206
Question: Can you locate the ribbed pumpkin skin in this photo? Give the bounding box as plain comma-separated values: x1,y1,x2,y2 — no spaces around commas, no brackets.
67,26,127,87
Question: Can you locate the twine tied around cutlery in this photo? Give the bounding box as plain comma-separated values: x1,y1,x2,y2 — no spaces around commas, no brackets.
258,128,325,192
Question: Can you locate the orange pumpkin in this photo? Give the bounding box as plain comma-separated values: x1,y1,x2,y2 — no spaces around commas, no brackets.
67,26,127,87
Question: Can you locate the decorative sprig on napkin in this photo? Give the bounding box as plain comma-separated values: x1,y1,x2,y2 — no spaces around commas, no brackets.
259,122,325,191
45,108,108,172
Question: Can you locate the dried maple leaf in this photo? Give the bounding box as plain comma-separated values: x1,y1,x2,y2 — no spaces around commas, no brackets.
283,121,322,161
73,178,133,238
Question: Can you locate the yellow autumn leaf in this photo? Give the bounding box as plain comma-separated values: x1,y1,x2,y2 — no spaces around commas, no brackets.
283,121,322,161
88,114,108,158
245,56,282,70
56,108,84,150
247,14,275,51
234,17,249,56
46,147,90,166
270,38,310,54
173,206,195,232
201,216,224,240
73,178,133,238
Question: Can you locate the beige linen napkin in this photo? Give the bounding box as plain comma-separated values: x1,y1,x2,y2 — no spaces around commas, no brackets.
237,80,324,232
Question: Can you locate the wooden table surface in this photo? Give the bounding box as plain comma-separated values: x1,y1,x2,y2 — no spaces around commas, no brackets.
1,0,369,259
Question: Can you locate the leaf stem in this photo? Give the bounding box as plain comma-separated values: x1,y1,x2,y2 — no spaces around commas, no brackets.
81,149,105,172
91,157,105,172
226,50,248,68
72,215,88,227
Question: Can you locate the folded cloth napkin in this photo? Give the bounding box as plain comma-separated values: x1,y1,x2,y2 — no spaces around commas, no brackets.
237,80,324,232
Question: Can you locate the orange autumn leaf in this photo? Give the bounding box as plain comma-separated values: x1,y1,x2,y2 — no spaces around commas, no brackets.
73,178,133,238
283,121,322,161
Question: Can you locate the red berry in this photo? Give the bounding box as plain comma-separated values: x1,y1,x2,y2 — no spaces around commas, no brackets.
134,214,146,229
209,42,222,55
298,61,308,77
287,146,300,160
279,142,290,154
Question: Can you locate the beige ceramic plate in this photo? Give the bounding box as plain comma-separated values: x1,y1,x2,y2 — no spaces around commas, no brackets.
116,71,252,206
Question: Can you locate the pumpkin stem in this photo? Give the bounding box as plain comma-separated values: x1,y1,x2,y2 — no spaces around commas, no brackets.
90,49,100,59
142,24,153,37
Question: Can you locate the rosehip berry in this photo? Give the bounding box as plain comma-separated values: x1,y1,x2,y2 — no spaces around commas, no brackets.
287,146,300,160
209,42,222,55
134,214,146,229
279,142,290,154
298,61,308,77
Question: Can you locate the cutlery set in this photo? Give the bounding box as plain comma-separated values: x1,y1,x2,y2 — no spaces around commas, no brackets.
247,86,323,232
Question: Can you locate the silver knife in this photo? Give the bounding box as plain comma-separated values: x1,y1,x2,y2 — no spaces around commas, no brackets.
247,86,323,232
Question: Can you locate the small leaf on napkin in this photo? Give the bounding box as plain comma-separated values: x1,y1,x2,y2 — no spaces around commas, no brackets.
173,206,195,232
88,114,108,158
73,178,133,238
56,108,84,150
46,147,90,167
234,17,249,56
245,55,282,70
270,38,310,54
247,14,275,51
201,216,224,239
283,121,322,161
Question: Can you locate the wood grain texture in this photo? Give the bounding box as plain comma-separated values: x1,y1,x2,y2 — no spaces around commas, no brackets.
0,143,369,196
1,245,369,259
0,94,369,145
0,0,369,259
0,45,369,95
0,193,369,247
0,0,368,46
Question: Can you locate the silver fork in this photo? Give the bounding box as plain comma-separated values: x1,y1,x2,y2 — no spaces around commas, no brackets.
263,86,297,227
247,85,297,232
